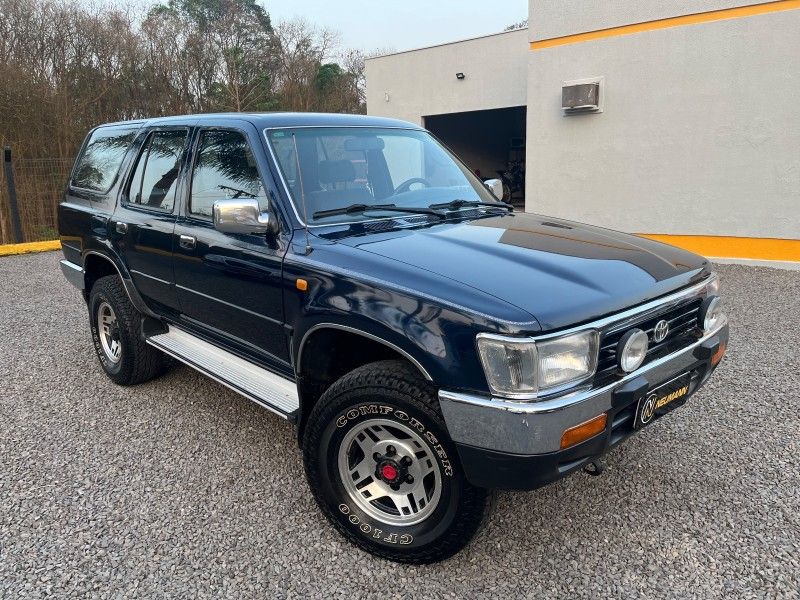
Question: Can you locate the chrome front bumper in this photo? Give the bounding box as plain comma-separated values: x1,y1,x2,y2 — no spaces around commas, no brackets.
439,321,728,455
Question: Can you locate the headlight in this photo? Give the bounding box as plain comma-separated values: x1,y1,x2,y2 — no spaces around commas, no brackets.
700,296,725,332
537,331,599,390
706,272,720,296
475,335,538,396
476,330,598,399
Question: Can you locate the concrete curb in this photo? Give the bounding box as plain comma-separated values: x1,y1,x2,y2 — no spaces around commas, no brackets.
0,240,61,257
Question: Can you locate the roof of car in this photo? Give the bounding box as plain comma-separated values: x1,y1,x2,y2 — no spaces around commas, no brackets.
98,112,422,130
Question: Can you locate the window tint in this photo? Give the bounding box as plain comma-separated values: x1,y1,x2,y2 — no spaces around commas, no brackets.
267,127,492,224
127,130,187,211
190,130,267,217
72,126,138,191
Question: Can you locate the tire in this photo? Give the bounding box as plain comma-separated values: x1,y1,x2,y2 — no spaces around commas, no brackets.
302,360,490,564
88,275,167,385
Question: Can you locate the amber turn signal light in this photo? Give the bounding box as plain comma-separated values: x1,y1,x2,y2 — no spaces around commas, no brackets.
296,278,308,291
560,413,607,450
711,341,727,365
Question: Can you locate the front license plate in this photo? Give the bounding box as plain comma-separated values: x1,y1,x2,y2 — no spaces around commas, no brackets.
633,373,693,429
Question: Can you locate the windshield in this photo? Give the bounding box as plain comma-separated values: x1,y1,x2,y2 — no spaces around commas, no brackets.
266,127,497,225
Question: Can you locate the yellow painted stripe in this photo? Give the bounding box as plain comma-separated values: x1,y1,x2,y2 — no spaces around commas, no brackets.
637,234,800,262
0,240,61,257
531,0,800,50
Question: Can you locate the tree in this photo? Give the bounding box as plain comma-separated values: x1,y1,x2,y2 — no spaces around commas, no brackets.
274,18,337,112
146,0,280,111
504,19,528,31
0,0,369,163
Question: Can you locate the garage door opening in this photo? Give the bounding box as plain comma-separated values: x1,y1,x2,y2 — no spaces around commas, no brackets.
424,106,526,208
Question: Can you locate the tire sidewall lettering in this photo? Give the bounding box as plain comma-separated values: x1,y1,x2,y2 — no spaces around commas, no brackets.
338,502,413,545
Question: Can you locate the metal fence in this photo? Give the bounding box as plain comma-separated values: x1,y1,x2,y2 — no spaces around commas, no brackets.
0,148,72,244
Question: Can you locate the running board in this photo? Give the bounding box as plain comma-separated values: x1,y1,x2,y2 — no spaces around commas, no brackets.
147,326,299,421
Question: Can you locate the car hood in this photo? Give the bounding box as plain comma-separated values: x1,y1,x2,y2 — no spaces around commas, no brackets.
336,212,709,330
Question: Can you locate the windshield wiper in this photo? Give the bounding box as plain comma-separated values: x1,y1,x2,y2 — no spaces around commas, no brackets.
218,184,256,199
429,199,513,212
313,203,445,220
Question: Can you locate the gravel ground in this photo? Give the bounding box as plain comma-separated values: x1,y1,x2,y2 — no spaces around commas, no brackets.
0,252,798,599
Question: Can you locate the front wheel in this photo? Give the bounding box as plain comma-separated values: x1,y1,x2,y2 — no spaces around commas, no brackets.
302,360,490,564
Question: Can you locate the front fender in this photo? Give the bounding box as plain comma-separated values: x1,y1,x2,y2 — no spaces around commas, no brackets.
284,251,526,394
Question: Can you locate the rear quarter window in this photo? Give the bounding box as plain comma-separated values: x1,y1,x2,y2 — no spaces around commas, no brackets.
71,126,138,192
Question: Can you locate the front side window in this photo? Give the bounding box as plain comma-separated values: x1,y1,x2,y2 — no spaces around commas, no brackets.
267,127,494,225
127,130,188,211
190,130,268,218
72,126,138,191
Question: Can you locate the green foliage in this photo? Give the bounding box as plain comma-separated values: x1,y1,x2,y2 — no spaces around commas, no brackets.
315,63,344,92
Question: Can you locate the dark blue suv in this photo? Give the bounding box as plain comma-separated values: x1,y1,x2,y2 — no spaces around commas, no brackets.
58,112,728,563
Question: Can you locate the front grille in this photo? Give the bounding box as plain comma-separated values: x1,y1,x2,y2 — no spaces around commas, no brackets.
594,297,703,386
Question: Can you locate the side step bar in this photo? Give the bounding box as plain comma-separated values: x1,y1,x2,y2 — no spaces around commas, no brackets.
147,326,299,421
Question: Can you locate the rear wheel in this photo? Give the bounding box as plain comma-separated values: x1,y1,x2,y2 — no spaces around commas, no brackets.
88,275,167,385
302,360,490,564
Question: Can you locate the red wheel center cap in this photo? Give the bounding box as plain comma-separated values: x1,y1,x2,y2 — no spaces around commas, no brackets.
381,464,399,481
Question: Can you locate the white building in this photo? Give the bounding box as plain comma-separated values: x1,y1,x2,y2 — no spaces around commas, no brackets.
365,0,800,263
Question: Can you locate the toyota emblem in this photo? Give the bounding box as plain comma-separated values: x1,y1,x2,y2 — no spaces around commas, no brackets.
653,319,670,343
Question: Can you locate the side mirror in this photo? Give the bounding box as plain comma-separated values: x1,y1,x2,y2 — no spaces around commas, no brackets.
484,178,504,201
213,198,275,235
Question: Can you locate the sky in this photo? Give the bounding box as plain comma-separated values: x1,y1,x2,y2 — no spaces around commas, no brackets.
264,0,529,54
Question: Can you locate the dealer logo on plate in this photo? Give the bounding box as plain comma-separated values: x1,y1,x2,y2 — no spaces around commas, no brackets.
640,393,658,425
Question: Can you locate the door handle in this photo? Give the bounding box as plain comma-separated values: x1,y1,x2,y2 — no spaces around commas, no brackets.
179,234,196,250
115,221,128,234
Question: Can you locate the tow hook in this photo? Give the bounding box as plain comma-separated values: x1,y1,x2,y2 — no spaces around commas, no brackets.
583,460,605,477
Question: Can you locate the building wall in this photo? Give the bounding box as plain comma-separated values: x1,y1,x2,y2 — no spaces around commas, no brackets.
364,1,800,259
526,1,800,242
529,0,775,40
365,28,529,124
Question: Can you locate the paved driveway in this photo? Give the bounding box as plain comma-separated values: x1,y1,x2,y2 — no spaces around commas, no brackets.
0,252,797,598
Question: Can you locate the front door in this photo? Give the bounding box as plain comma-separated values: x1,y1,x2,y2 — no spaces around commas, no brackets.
112,127,190,315
172,122,290,370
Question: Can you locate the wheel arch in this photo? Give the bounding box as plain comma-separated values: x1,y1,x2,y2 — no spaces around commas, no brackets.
294,322,435,439
82,250,157,317
297,323,433,382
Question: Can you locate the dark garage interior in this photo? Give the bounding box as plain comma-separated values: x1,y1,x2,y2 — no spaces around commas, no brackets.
424,106,526,205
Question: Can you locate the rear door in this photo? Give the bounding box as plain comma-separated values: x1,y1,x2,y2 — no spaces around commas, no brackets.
111,126,191,315
172,120,291,369
59,124,140,265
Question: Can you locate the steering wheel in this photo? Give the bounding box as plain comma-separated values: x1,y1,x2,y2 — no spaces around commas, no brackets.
393,177,432,195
